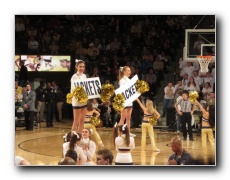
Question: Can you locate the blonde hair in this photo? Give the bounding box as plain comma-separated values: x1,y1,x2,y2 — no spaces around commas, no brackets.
118,66,130,83
146,100,154,115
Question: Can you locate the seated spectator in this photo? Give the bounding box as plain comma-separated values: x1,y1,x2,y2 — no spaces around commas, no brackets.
96,149,114,165
202,82,213,101
28,36,39,54
15,156,30,165
49,40,59,55
58,157,76,165
168,136,196,165
65,149,78,164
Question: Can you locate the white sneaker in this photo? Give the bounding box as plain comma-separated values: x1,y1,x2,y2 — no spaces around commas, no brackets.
130,133,136,137
100,144,104,148
153,148,160,152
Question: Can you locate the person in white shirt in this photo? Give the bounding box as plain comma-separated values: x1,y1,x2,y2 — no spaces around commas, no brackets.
203,72,214,90
181,62,195,79
113,124,135,165
118,66,135,136
193,70,203,91
63,131,87,165
184,77,200,93
70,59,87,133
182,73,189,86
162,82,175,117
174,79,184,100
202,82,213,101
80,128,97,165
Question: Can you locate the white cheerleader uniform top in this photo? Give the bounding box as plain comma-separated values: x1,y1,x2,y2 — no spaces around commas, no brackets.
119,75,133,107
81,138,96,165
70,72,87,107
62,142,87,164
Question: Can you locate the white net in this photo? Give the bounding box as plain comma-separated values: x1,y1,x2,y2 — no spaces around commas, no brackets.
197,56,212,72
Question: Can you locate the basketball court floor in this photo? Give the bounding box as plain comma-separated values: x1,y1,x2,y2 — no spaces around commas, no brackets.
15,118,215,166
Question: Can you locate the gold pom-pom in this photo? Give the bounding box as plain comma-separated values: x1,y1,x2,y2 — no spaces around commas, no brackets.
112,94,125,112
189,91,199,104
66,93,73,104
148,115,158,126
100,84,115,102
90,116,101,126
136,80,150,94
72,86,88,104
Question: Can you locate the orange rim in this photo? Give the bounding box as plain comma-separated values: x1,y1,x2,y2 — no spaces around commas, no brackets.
197,56,212,61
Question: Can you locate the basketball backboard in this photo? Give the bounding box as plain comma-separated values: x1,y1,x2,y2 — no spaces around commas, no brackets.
183,29,215,62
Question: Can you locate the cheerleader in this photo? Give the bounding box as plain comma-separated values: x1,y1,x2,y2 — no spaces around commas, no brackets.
136,98,160,152
84,100,104,148
70,59,87,133
113,124,135,165
194,100,215,156
62,131,87,165
80,128,97,165
118,66,135,136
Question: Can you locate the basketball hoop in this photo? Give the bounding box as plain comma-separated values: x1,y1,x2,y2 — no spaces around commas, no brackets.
197,56,212,73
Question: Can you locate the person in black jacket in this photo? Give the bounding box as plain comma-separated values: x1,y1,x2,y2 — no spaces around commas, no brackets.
35,81,45,122
43,82,55,127
54,85,64,122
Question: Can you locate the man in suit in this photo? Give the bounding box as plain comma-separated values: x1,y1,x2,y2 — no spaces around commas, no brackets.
21,84,36,130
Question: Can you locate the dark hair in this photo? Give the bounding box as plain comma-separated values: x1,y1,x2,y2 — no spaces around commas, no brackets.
65,149,77,162
187,77,197,87
182,90,189,96
208,105,215,127
64,131,72,143
69,132,82,150
87,100,93,111
118,125,130,146
96,149,114,165
205,82,211,87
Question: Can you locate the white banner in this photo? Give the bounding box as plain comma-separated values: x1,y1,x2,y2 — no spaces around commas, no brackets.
72,77,101,99
115,75,141,107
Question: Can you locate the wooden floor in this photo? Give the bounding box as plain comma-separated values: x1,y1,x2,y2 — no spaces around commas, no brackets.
15,118,216,166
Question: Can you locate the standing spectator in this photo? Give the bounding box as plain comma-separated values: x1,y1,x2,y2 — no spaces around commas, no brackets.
18,61,28,87
54,85,64,122
35,81,46,122
145,68,157,100
175,90,195,141
181,62,195,79
43,82,55,127
162,82,175,117
21,84,36,131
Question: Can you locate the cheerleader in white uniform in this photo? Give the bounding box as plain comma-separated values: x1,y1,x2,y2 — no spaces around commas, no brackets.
70,59,87,133
113,124,135,165
80,128,96,165
118,66,135,136
62,131,87,165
